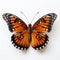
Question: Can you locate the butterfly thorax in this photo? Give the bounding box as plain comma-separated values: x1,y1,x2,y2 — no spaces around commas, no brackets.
28,24,32,33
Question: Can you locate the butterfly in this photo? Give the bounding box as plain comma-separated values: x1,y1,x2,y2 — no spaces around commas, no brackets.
2,13,57,50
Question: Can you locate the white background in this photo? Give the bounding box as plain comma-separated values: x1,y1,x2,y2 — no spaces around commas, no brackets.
0,0,60,60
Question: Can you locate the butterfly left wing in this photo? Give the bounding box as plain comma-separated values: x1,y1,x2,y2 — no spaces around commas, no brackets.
2,13,30,50
11,31,30,50
2,13,27,32
31,13,57,49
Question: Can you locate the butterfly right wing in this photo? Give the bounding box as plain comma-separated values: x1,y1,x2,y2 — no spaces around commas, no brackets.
31,13,57,50
31,32,48,49
33,13,57,32
2,13,30,50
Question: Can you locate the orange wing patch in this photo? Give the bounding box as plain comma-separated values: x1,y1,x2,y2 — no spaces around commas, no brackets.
10,17,27,32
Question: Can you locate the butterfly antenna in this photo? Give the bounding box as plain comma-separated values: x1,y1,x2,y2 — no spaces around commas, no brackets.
31,12,39,23
21,11,30,23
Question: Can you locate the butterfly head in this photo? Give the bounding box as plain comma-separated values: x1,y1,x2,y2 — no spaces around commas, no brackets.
28,24,32,27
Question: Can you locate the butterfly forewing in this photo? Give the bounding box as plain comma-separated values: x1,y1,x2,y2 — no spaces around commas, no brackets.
33,13,57,32
2,13,27,32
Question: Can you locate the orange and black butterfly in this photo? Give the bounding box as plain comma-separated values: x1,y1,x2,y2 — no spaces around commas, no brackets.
2,13,57,50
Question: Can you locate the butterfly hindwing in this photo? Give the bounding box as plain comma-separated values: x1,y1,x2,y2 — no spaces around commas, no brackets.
11,31,30,50
31,32,48,49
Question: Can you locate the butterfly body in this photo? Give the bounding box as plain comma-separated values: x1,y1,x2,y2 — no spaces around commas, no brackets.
2,13,57,50
27,24,32,43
